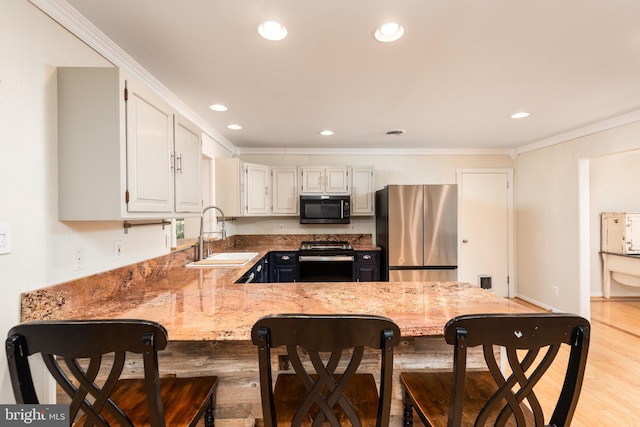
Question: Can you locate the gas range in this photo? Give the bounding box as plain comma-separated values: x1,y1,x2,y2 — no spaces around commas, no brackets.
299,240,354,255
298,241,355,282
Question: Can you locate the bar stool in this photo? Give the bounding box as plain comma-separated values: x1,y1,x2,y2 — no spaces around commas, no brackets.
251,313,401,427
6,319,219,426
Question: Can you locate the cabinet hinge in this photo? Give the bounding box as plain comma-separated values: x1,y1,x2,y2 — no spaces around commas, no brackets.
125,190,130,203
507,276,510,284
124,86,128,102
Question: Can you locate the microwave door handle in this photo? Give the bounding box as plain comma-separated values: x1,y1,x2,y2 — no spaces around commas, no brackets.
341,200,344,219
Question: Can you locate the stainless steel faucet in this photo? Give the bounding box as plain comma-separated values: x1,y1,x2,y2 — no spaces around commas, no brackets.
199,205,226,260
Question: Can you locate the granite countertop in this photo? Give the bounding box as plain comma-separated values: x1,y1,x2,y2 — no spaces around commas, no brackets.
21,234,530,342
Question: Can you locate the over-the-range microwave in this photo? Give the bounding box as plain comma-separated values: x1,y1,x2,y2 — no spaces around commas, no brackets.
299,195,350,224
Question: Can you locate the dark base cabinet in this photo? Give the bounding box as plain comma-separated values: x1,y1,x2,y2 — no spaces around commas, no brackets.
237,250,378,283
270,251,299,283
236,256,268,283
354,251,380,282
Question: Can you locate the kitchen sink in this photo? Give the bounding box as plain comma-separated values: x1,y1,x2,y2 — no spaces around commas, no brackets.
186,252,260,268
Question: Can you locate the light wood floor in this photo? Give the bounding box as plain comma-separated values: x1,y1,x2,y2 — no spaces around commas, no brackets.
535,298,640,426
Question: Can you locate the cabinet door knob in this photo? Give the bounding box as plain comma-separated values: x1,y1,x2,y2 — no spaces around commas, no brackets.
363,255,371,260
462,239,468,243
282,255,290,261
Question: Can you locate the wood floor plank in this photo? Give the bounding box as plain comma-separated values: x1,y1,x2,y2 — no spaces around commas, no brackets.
534,299,640,426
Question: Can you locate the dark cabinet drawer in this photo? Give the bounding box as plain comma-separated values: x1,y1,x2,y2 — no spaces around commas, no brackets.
272,252,298,264
355,251,378,264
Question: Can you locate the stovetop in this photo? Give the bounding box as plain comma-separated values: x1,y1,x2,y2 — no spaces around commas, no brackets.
299,241,354,251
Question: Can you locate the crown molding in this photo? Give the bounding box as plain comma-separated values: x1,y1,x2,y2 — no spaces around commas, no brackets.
238,147,512,156
28,0,238,156
513,110,640,156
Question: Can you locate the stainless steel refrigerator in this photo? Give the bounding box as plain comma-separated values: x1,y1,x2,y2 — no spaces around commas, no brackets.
375,184,458,281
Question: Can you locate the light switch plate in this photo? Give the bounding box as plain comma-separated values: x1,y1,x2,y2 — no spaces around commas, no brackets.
0,222,11,255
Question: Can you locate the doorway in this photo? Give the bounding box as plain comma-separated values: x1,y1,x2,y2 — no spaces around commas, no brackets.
457,169,514,297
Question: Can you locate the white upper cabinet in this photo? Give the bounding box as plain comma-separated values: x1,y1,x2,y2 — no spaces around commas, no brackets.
350,166,375,216
216,161,374,217
215,157,244,217
300,166,349,194
245,163,270,215
271,167,298,215
125,87,174,213
57,67,201,220
215,158,271,217
173,114,202,213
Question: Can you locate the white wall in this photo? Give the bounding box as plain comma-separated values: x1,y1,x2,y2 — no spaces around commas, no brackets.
515,121,640,313
0,0,173,403
589,150,640,296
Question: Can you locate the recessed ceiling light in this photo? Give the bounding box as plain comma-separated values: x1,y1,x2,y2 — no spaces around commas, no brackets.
209,104,228,112
319,130,334,136
510,112,530,119
258,21,288,41
227,124,242,130
375,22,405,42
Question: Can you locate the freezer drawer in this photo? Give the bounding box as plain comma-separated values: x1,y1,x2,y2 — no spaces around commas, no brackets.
389,268,457,282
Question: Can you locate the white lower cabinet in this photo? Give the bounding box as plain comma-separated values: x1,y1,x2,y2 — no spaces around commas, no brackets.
57,67,201,220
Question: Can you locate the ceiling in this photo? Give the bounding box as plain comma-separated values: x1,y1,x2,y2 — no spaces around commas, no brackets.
59,0,640,152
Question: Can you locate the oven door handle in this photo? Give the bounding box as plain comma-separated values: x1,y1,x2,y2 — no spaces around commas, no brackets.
299,255,355,262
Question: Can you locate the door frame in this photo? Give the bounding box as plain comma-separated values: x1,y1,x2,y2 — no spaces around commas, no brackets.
456,168,515,297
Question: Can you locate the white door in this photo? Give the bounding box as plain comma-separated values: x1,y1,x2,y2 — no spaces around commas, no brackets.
457,169,513,297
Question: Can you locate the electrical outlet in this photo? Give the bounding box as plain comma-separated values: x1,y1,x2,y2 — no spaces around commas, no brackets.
552,285,559,296
114,240,123,260
73,248,85,271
